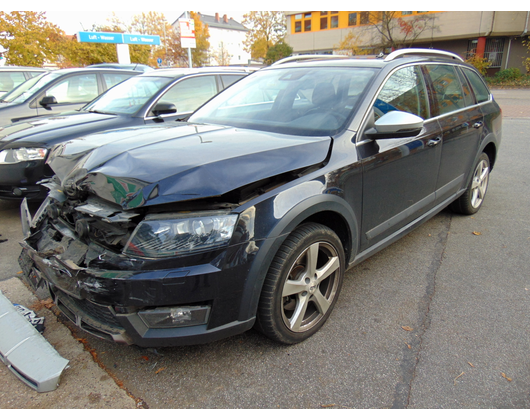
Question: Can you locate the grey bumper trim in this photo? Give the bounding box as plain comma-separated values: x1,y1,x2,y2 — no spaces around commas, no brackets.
0,290,69,392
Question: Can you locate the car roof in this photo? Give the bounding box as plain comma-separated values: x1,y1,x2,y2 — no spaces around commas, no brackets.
136,67,254,78
0,66,47,71
47,67,142,75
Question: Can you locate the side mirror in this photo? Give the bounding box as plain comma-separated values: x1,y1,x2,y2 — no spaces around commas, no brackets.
365,111,424,140
152,101,177,117
39,96,58,108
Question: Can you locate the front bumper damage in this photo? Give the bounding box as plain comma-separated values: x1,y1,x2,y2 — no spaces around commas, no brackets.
19,198,257,347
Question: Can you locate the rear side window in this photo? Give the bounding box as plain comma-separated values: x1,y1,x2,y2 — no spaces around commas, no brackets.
221,74,245,89
103,73,133,90
462,68,490,103
424,64,466,116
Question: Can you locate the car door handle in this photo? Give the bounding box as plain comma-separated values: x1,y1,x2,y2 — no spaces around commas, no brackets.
427,137,442,147
473,121,484,129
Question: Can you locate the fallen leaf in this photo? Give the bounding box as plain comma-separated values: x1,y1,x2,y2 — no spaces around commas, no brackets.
468,362,475,368
501,372,512,382
76,338,88,344
454,372,465,385
141,356,149,361
321,404,335,408
472,231,481,236
402,326,413,332
155,367,166,374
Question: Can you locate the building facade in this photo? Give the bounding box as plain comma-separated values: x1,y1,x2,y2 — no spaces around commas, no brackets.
284,11,530,75
173,13,250,66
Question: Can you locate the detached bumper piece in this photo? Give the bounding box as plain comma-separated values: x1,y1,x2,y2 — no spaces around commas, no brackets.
0,291,69,392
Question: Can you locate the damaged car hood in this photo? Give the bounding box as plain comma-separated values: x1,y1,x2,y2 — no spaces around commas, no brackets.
49,124,332,209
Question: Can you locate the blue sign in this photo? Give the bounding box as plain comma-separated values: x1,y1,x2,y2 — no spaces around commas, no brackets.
78,32,124,44
78,32,160,46
123,34,161,46
157,58,163,65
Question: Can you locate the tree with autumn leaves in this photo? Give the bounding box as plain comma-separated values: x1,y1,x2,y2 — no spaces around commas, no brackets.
242,12,290,62
0,11,211,68
0,11,63,66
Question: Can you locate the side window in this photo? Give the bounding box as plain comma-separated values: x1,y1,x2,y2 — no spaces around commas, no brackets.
462,68,490,103
455,67,475,107
155,75,218,114
424,65,466,116
46,74,99,104
220,74,245,90
375,65,429,120
0,71,26,92
103,73,132,90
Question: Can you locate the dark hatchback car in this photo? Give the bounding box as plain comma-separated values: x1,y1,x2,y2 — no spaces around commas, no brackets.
0,68,250,200
19,49,501,347
0,66,48,96
0,67,140,127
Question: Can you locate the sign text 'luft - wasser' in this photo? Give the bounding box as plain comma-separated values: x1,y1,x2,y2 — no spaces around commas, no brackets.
77,32,161,46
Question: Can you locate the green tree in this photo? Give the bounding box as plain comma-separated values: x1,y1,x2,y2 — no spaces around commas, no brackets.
0,11,64,66
264,41,293,65
243,12,286,61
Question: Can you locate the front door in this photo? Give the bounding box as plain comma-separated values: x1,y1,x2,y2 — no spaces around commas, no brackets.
358,65,442,250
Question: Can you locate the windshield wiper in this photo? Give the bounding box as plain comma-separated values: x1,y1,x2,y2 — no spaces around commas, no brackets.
88,109,116,115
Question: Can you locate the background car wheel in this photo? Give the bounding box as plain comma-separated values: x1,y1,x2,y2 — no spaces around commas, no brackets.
255,223,345,344
451,152,490,215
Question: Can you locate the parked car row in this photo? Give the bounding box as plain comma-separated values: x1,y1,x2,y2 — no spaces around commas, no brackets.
5,50,502,348
0,67,251,200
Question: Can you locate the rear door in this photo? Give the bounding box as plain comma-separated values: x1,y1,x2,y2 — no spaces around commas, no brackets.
422,64,484,205
358,65,442,250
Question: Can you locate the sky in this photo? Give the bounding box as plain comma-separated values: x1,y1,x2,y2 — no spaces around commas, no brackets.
42,10,248,35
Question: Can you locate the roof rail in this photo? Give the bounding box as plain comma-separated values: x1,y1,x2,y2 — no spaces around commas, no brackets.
384,48,464,62
272,54,350,66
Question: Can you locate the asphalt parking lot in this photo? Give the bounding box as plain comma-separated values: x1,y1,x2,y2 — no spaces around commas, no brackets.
0,88,529,409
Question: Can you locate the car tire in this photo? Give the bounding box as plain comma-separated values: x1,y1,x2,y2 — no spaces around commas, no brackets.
255,223,345,344
451,152,490,215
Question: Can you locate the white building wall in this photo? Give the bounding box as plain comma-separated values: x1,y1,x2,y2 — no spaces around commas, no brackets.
208,28,250,66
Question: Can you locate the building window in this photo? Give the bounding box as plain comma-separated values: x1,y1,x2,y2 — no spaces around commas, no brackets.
466,38,505,67
330,15,339,28
295,14,302,19
402,11,413,15
304,13,312,18
295,21,302,33
320,11,328,16
304,19,312,32
320,17,328,30
360,12,370,25
348,13,357,26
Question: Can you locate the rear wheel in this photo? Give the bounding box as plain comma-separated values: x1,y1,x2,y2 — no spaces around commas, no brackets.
256,223,345,344
451,152,490,215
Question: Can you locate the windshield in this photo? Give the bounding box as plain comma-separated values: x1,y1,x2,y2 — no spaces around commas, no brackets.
2,72,58,104
83,76,173,115
189,66,376,136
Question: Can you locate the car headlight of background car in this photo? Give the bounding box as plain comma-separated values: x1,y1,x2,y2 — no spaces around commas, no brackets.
124,212,239,258
0,147,47,164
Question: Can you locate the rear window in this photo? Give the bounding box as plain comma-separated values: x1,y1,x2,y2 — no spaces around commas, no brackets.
462,68,490,103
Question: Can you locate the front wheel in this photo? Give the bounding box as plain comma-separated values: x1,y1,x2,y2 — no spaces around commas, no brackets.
255,223,345,344
451,152,490,215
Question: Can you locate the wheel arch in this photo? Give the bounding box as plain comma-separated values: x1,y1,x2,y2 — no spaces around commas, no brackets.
238,194,359,322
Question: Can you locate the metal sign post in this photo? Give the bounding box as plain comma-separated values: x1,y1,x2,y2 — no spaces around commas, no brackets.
181,12,196,68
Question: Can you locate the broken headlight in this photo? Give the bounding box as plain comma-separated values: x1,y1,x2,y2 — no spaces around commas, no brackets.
0,147,47,164
123,212,238,258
